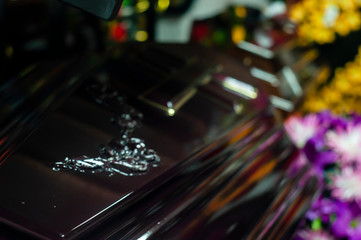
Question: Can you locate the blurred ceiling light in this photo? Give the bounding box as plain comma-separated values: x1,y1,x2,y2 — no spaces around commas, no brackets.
136,0,150,13
135,31,148,41
156,0,170,12
235,6,247,18
232,25,246,44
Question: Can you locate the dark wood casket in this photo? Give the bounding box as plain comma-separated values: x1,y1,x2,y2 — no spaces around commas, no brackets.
0,40,320,240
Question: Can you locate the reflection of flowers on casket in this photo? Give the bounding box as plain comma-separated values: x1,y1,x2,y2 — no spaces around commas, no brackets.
285,111,361,239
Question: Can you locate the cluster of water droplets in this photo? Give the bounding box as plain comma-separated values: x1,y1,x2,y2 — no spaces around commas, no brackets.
53,83,160,176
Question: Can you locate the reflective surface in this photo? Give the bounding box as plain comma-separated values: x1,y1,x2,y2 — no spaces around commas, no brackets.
0,43,319,240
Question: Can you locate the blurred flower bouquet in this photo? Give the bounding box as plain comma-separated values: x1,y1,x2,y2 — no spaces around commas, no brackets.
288,0,361,45
285,111,361,239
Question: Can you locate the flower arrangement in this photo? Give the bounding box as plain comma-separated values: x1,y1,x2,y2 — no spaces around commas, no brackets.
285,111,361,239
302,44,361,115
288,0,361,45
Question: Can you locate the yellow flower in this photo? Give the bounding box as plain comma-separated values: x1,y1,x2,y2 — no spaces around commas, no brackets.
289,4,306,22
292,1,361,113
335,79,351,92
314,28,335,44
302,0,320,10
334,14,352,36
298,23,314,40
345,62,361,83
307,99,329,112
345,11,361,30
334,70,346,83
289,0,361,45
338,0,358,11
323,87,342,101
309,12,325,27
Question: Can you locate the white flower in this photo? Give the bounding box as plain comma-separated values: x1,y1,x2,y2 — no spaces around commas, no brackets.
285,114,320,148
330,168,361,203
326,124,361,164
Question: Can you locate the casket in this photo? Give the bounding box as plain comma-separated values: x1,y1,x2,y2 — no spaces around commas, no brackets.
0,42,319,240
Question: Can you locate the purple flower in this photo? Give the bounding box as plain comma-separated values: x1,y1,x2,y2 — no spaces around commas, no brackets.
303,198,361,239
329,200,361,239
330,200,354,238
314,110,349,130
316,111,336,125
303,134,337,177
284,112,338,176
286,112,361,240
350,113,361,125
348,224,361,240
306,196,338,222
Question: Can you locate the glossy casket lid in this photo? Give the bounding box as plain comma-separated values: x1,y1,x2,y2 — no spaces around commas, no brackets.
0,43,319,240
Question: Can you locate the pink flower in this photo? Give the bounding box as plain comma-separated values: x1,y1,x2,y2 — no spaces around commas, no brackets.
285,114,320,148
326,124,361,165
329,168,361,204
297,229,334,240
